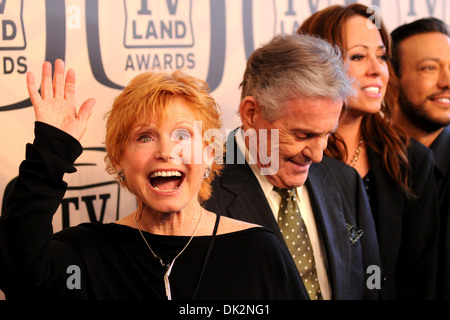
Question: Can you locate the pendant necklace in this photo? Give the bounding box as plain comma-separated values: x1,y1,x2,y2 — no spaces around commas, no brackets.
349,138,364,167
134,209,203,300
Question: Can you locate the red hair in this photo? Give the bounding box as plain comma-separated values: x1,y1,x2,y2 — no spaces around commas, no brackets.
104,70,223,202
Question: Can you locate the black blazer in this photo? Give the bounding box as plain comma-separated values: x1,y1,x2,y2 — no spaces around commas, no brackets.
204,131,381,300
431,127,450,300
366,139,439,300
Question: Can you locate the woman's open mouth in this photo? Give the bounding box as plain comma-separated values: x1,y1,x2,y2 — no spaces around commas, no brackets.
149,170,185,192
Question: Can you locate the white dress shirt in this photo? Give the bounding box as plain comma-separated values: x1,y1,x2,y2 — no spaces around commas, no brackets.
235,128,331,299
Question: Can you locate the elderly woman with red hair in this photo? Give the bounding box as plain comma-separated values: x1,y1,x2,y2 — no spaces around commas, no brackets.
0,59,307,300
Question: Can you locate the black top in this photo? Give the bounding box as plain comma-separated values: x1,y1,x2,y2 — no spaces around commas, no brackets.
362,171,377,230
0,122,308,300
366,140,439,300
430,126,450,299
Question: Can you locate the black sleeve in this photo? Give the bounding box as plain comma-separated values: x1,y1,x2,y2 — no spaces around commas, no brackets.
0,122,83,298
257,231,310,300
397,143,439,299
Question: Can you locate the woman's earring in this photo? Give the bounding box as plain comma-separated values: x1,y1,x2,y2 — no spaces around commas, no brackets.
203,166,211,179
118,171,126,182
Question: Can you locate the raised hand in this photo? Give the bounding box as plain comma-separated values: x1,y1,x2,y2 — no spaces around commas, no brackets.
26,59,95,141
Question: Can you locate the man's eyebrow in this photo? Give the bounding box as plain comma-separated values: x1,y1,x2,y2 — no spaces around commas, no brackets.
417,57,442,64
293,125,338,136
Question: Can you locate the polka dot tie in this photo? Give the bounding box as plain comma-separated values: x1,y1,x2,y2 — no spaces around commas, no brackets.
274,187,322,300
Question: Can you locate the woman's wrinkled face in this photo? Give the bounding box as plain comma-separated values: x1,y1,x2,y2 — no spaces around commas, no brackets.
344,15,389,115
118,98,209,214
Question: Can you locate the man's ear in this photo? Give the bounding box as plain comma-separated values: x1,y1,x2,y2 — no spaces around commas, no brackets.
239,96,260,130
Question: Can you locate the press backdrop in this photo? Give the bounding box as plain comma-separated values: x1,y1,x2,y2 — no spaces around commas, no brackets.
1,0,448,231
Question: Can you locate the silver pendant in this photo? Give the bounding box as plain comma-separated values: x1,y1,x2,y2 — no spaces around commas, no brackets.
164,261,175,300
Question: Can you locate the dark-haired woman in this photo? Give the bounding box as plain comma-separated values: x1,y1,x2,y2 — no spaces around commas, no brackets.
299,4,439,299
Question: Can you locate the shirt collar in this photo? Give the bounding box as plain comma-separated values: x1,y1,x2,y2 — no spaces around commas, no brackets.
235,128,274,196
430,126,450,177
234,127,303,200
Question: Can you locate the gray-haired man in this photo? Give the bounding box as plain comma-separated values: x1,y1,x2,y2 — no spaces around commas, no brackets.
205,34,381,300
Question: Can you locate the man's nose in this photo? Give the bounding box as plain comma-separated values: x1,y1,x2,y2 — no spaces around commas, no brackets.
437,67,450,91
303,137,325,163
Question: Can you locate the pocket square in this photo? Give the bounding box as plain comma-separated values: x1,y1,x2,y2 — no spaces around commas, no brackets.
346,224,364,245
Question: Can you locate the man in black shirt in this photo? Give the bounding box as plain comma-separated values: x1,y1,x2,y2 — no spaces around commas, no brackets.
391,17,450,299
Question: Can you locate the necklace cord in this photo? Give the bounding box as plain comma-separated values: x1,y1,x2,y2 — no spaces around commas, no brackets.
134,209,203,300
191,214,221,300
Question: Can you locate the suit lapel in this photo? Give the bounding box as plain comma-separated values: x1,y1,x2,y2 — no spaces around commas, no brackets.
220,130,282,239
223,131,353,283
220,131,356,298
306,163,352,299
222,165,282,236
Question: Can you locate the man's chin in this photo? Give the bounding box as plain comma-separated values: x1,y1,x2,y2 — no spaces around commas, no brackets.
266,172,309,189
400,95,450,132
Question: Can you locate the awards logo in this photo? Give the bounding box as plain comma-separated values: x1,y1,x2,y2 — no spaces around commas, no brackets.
52,148,126,231
0,0,26,50
123,0,194,48
0,0,66,112
86,0,226,91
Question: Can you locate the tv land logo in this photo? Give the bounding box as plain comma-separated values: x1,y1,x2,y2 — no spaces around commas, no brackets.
56,179,121,230
0,0,25,50
87,0,226,91
0,0,27,94
1,0,448,112
52,148,128,231
272,0,448,35
1,148,128,231
122,0,196,78
123,0,194,48
242,0,448,59
1,0,66,112
0,0,225,112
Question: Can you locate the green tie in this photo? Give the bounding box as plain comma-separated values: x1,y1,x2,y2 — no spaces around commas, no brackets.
274,187,322,300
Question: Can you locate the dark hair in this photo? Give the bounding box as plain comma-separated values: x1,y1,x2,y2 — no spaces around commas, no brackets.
299,4,411,194
391,17,450,77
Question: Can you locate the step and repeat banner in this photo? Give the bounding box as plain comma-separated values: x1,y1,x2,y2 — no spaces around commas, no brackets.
1,0,448,231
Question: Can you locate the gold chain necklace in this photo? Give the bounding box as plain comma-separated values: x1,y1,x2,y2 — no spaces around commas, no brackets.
349,138,364,167
134,209,203,300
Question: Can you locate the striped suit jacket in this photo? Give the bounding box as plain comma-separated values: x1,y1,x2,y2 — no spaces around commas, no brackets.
204,130,381,300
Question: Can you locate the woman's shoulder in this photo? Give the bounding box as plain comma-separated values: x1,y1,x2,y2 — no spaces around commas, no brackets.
53,221,125,249
214,217,285,251
216,215,261,235
312,155,362,183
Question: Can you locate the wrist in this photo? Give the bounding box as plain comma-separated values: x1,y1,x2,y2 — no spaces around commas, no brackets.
33,121,83,168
